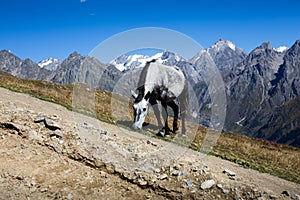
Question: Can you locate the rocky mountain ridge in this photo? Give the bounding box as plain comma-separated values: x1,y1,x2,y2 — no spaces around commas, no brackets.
0,39,299,147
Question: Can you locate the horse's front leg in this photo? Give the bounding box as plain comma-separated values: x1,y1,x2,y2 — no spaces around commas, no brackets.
149,98,163,129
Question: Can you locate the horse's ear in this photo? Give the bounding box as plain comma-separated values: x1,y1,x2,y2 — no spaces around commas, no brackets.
131,90,138,99
144,91,151,100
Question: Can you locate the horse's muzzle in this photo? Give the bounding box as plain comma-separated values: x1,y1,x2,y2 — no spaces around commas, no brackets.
132,123,142,130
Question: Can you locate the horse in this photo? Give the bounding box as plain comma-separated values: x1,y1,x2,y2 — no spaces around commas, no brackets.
131,59,188,137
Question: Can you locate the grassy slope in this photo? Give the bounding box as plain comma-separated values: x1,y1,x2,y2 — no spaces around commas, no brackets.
0,71,299,184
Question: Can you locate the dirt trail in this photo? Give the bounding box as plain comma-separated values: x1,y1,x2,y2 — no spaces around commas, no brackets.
0,87,299,199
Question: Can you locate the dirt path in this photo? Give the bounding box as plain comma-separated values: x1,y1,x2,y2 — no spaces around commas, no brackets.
0,87,299,199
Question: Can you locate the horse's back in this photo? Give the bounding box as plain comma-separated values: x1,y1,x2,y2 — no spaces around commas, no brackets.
146,61,186,97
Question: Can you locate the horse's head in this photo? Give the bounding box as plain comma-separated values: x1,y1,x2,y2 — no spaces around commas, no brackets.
131,89,151,130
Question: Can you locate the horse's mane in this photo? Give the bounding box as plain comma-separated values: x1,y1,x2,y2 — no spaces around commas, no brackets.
137,59,156,90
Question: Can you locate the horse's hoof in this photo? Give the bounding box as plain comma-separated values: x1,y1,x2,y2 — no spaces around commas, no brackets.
156,131,164,137
181,133,186,137
173,128,179,134
165,134,171,138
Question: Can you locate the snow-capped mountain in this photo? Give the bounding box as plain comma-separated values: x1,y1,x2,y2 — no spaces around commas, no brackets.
110,50,184,71
38,58,61,71
190,39,247,72
211,39,237,51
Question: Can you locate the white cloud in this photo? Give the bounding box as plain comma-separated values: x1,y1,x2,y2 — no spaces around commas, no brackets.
80,0,87,3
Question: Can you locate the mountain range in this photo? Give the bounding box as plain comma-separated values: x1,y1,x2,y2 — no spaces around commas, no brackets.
0,39,299,147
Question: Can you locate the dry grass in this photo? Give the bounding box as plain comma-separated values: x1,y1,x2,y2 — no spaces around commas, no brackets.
0,70,299,184
212,132,300,183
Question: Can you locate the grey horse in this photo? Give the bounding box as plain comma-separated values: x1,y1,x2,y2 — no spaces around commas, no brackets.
131,59,188,137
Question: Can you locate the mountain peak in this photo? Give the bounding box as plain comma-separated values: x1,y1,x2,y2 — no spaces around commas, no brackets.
212,39,236,51
191,39,248,72
259,42,272,50
0,49,15,57
69,51,81,58
0,49,11,54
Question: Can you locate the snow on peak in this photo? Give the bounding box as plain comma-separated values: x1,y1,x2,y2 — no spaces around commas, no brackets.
212,39,236,51
111,51,182,71
111,54,152,71
273,46,288,53
38,58,61,71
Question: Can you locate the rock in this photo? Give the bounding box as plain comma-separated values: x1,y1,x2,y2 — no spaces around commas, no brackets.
216,184,223,189
28,130,43,141
186,180,193,187
191,167,198,172
222,189,230,194
223,169,236,176
20,143,26,149
200,179,215,190
82,122,94,129
133,153,144,161
151,159,158,164
50,130,63,138
282,190,290,196
181,170,188,177
159,174,168,180
292,194,300,200
15,175,24,180
67,193,73,200
34,116,45,123
171,170,180,176
173,165,180,170
269,194,278,199
44,118,61,130
138,179,147,186
54,147,62,154
127,146,135,152
100,130,108,135
147,140,157,146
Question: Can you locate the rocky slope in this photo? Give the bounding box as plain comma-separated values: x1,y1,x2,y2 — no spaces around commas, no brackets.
224,42,285,131
246,40,300,146
0,87,299,199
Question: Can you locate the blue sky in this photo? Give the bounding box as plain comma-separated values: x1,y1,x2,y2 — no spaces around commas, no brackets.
1,0,300,62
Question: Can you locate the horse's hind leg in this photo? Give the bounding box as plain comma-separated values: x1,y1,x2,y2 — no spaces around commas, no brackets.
167,100,179,133
161,101,170,137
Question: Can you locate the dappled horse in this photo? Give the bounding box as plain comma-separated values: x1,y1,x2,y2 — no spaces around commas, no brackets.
131,59,188,137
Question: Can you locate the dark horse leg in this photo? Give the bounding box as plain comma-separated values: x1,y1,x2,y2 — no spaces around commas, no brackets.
167,100,179,133
150,98,179,137
161,100,170,137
